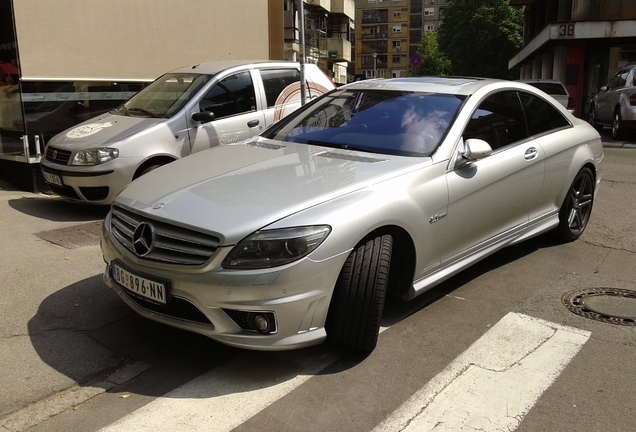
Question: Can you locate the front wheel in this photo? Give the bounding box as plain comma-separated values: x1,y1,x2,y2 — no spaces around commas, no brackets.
326,235,392,353
588,105,602,131
555,167,595,242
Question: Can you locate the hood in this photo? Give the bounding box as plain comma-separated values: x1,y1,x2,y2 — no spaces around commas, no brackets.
115,138,428,245
47,112,165,149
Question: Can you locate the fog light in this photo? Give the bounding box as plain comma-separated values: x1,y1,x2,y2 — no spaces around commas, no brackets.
248,312,275,334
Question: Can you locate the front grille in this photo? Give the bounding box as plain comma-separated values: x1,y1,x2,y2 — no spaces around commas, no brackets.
122,290,212,325
79,186,109,201
46,147,72,165
111,205,220,265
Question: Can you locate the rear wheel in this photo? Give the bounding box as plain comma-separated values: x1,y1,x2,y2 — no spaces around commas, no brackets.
326,235,392,353
556,167,595,242
611,109,625,140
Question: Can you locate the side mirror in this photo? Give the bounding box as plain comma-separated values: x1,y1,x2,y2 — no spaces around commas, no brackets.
455,138,492,168
192,111,215,123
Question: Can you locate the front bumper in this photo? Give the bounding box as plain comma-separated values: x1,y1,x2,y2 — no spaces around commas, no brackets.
41,158,138,205
100,219,348,351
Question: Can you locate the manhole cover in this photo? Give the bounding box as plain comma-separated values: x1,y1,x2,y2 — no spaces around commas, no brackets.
36,221,103,249
562,288,636,326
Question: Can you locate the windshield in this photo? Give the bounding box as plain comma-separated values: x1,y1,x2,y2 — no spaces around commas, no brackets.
264,89,465,157
113,73,211,118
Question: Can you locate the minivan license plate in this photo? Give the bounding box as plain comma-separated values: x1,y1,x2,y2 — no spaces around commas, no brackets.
43,171,63,187
112,262,168,305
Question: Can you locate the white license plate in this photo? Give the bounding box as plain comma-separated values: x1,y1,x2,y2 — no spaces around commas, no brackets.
43,171,63,187
112,262,169,305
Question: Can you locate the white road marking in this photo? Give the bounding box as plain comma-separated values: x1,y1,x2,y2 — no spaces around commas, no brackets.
99,349,341,432
373,312,591,432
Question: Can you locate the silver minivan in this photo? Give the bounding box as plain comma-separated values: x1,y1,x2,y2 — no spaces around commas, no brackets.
41,60,335,204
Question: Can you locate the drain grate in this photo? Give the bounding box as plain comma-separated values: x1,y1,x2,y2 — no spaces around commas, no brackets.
562,288,636,326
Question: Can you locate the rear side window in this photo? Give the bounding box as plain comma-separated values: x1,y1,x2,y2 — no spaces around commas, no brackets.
199,72,256,119
517,91,570,136
260,69,301,108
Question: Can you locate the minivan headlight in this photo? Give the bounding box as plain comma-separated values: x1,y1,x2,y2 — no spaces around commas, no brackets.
72,148,119,165
222,226,331,269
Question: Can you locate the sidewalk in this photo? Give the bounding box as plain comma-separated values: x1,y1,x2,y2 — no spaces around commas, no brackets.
0,182,116,423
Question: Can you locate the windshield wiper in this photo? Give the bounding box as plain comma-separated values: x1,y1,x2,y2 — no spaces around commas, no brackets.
127,107,158,118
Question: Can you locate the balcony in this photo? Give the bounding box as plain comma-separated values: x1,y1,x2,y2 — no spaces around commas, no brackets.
322,37,352,62
304,0,330,13
330,0,355,20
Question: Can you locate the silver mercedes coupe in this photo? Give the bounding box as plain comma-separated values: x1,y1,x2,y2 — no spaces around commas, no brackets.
100,77,604,353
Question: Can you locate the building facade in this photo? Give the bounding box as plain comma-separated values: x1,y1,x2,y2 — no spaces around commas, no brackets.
283,0,355,85
508,0,636,118
354,0,447,79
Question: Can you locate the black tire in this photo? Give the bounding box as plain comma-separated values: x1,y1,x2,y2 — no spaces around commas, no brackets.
556,167,595,242
326,235,392,353
588,105,602,131
611,109,625,140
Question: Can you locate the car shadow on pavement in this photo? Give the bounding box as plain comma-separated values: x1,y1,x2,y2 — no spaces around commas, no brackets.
8,196,109,222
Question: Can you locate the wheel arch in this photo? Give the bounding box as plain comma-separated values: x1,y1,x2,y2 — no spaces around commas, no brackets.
359,225,416,298
133,155,178,179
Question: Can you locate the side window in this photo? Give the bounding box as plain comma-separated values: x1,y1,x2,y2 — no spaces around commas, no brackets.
517,91,570,136
199,72,256,119
463,91,528,150
607,70,627,90
260,69,301,108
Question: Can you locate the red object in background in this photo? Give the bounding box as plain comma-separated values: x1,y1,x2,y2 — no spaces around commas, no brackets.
0,62,19,75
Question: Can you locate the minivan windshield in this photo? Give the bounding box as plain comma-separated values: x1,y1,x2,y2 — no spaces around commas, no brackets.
113,73,211,118
264,89,465,157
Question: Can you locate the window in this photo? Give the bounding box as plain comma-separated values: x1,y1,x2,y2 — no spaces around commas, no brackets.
425,25,435,31
392,40,401,50
260,69,301,108
517,91,570,136
392,25,402,33
199,72,256,119
424,8,435,16
463,91,528,150
607,69,629,89
393,10,402,18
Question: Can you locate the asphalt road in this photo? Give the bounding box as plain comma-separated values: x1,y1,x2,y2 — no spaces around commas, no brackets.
0,131,634,432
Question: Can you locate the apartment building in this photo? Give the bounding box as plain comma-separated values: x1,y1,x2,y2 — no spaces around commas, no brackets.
508,0,636,118
354,0,447,79
283,0,355,85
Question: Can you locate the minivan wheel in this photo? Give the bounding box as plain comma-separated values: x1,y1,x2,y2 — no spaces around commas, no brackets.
611,110,625,140
326,235,392,353
556,167,595,242
588,105,602,131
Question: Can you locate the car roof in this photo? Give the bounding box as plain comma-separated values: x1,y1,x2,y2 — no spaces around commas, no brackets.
342,76,505,96
169,60,301,75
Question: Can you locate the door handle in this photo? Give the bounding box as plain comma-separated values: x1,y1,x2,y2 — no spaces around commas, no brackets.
247,120,260,128
524,147,539,160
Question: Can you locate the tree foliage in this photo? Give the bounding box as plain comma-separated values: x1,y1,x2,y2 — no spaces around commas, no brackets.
438,0,523,79
411,31,452,77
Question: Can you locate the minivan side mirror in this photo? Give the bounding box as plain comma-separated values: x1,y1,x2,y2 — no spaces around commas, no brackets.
192,111,216,123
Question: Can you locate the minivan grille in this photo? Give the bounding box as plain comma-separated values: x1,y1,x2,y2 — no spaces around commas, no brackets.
46,147,72,165
110,205,220,265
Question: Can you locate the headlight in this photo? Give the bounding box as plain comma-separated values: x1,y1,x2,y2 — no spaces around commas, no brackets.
71,148,119,165
222,226,331,269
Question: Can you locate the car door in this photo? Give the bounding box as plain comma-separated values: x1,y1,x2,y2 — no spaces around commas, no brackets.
442,90,546,263
596,69,628,123
187,69,266,154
